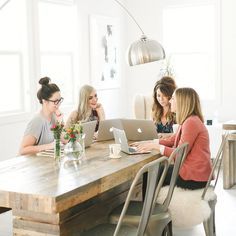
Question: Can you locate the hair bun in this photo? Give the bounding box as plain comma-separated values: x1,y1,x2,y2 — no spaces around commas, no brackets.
39,77,51,86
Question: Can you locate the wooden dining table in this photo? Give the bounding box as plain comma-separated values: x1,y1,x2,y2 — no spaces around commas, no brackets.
0,141,161,236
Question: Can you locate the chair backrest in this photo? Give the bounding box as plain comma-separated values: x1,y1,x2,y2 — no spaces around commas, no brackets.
201,132,229,199
113,156,169,236
154,143,189,211
134,94,153,119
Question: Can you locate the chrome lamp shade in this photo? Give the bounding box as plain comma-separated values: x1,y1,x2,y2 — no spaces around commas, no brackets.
128,35,165,66
113,0,165,66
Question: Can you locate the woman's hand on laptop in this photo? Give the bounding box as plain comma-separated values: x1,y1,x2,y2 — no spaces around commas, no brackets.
133,141,160,152
130,140,151,146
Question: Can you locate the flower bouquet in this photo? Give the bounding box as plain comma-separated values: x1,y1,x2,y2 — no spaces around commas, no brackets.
51,121,64,160
64,123,84,160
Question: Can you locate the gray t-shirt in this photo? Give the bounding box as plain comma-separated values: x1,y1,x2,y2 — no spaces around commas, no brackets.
24,113,56,145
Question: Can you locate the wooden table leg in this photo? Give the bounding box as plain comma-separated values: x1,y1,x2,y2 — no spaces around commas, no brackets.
223,134,236,189
11,181,140,235
13,211,60,236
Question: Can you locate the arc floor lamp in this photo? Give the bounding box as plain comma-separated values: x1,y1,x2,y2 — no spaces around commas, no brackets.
113,0,165,66
0,0,165,66
0,0,10,10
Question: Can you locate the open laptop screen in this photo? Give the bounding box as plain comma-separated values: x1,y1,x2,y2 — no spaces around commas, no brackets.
96,119,123,141
81,120,97,147
121,119,158,141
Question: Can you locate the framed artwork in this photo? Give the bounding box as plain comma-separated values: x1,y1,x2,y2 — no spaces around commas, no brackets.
90,15,120,89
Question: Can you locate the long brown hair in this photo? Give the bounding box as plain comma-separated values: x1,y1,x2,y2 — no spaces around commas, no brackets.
175,87,204,124
152,76,176,123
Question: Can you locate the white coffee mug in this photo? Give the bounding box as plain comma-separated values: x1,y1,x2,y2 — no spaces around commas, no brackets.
109,144,121,158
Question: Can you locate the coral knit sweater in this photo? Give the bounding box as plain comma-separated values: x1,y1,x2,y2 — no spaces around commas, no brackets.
159,115,212,181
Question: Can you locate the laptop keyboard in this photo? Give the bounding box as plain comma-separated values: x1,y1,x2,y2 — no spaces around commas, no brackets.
129,147,137,153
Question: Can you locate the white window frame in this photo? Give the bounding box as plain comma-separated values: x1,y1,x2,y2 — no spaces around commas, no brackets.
38,0,79,111
0,51,25,114
160,0,222,112
0,0,79,125
0,0,32,125
40,51,76,106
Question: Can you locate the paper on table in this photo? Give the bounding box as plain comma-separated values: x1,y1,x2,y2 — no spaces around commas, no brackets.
37,148,64,157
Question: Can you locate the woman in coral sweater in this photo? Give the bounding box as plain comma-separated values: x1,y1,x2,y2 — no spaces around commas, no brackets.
136,87,212,190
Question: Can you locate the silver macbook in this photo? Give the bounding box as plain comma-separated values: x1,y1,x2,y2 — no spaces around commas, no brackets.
81,120,97,147
96,119,123,141
121,119,158,141
113,128,151,155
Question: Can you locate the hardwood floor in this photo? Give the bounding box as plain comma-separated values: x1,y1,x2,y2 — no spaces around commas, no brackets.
0,172,236,236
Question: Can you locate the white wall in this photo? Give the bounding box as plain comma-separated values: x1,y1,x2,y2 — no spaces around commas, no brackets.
221,0,236,120
76,0,128,119
125,0,236,122
0,120,26,159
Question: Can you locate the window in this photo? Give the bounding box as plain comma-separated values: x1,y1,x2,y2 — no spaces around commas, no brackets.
0,0,29,114
0,0,79,122
162,1,219,101
38,1,78,106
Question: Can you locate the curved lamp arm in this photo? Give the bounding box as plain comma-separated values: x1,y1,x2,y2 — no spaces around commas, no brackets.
113,0,145,35
0,0,11,11
113,0,165,65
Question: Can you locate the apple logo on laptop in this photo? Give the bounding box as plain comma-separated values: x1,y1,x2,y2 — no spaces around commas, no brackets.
137,128,142,133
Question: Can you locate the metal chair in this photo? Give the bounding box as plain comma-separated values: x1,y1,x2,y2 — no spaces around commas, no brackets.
109,143,189,236
157,134,228,236
80,156,169,236
201,133,228,236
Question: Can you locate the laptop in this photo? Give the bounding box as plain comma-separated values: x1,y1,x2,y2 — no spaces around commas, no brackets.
121,119,159,141
113,128,151,155
96,119,123,141
81,120,97,147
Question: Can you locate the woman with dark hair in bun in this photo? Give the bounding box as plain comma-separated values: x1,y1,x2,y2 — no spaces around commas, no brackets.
19,77,64,155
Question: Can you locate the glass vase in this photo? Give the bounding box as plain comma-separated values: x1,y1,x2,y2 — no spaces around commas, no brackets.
64,140,83,161
54,138,61,161
78,133,85,158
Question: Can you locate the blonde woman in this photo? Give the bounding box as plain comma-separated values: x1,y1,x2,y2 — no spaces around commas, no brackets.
152,76,177,133
66,85,105,131
136,87,212,192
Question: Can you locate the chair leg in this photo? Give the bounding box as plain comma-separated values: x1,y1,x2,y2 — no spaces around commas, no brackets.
161,221,172,236
168,221,173,236
203,209,216,236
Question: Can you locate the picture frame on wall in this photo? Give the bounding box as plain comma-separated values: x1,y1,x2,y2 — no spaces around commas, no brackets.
89,15,120,90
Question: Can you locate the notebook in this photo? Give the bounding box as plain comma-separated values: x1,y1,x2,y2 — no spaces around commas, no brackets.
96,119,123,141
81,120,97,147
113,128,151,155
121,119,159,141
